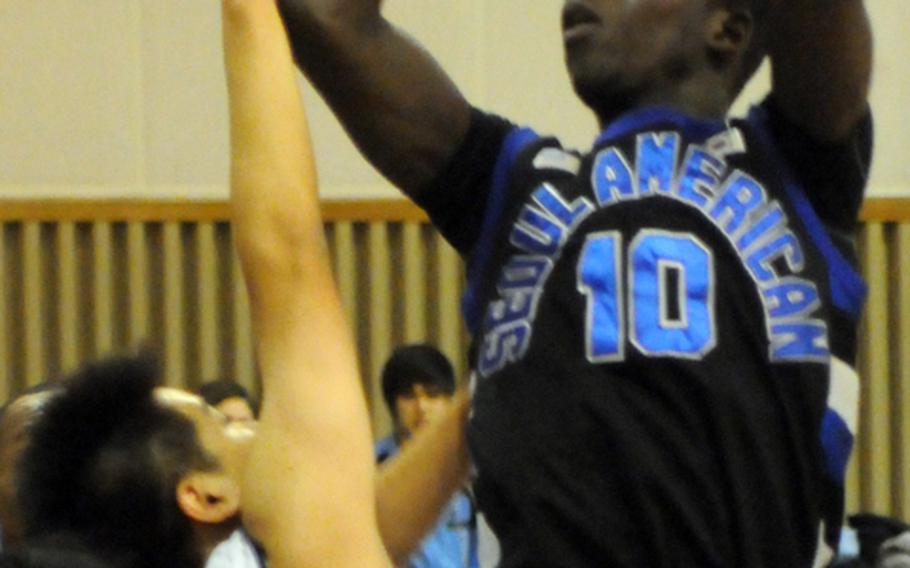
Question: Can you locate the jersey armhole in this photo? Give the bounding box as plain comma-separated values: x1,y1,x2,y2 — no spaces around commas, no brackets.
746,104,868,318
461,126,541,334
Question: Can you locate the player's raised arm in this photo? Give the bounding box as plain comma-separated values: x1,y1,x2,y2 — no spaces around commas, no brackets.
276,0,471,197
375,389,472,565
767,0,872,143
223,0,389,566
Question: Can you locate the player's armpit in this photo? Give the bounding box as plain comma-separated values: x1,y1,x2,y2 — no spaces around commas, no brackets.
276,0,472,197
767,0,872,144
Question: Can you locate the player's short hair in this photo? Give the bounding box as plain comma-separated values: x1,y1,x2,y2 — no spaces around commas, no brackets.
17,356,218,568
0,533,117,568
197,379,258,417
381,344,456,415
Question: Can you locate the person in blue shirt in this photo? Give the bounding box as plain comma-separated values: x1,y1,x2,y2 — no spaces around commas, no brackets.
376,345,478,568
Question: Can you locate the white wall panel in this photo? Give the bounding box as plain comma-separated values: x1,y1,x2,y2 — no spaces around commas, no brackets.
0,1,140,186
0,1,906,197
140,0,229,189
865,1,910,197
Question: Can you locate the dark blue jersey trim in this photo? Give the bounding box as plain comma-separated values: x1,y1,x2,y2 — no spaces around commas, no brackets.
820,409,854,486
595,106,726,147
462,127,540,335
747,105,868,318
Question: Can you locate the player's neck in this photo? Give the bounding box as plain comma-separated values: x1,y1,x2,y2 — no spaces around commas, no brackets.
593,72,733,129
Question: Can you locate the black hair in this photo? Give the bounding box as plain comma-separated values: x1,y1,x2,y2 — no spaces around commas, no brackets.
17,356,218,568
0,533,121,568
197,379,258,417
380,344,456,416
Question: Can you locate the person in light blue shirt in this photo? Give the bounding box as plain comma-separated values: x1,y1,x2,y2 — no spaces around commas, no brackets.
376,344,478,568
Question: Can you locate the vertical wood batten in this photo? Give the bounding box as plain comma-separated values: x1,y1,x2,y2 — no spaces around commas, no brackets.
333,222,357,331
93,222,114,357
0,227,7,401
859,222,892,513
163,223,185,387
197,223,219,382
57,223,79,372
436,236,463,378
895,224,910,518
232,251,255,392
846,455,861,516
127,222,150,348
23,222,44,385
402,222,426,343
368,222,392,435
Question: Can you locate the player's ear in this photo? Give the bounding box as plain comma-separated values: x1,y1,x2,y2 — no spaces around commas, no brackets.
705,8,753,60
176,471,241,524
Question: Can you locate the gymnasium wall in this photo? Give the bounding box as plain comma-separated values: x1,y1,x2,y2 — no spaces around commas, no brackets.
0,200,466,442
0,1,907,200
0,200,907,521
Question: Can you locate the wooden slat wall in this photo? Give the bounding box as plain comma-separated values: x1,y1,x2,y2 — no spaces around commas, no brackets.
853,219,910,519
0,201,464,439
0,198,906,518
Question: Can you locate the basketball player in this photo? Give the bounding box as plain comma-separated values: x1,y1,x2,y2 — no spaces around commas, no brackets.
274,0,873,565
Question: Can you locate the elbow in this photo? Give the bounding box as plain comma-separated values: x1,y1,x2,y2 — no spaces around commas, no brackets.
277,0,387,69
277,0,379,41
233,204,327,277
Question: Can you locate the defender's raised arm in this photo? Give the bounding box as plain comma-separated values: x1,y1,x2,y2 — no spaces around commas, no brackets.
768,0,872,142
276,0,471,196
223,0,389,566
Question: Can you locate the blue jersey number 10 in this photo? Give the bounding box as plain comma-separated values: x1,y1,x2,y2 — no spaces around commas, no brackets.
577,230,716,362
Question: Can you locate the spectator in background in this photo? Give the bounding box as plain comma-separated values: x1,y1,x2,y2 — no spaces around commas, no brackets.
199,386,264,567
197,380,258,425
0,384,61,553
376,344,477,568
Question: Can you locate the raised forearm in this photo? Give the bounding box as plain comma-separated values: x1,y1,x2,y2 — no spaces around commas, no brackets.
767,0,872,142
375,391,472,564
275,0,470,196
277,0,381,38
224,0,330,292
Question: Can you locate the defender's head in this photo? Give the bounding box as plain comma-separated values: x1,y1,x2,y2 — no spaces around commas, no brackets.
381,344,456,442
0,386,59,551
562,0,767,124
17,357,254,568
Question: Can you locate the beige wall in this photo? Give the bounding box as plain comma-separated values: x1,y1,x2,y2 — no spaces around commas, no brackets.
0,1,907,199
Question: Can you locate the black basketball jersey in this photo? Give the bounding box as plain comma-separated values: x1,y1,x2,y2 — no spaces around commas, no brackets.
416,98,872,567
